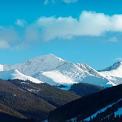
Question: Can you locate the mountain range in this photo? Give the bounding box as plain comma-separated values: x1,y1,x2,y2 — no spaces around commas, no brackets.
0,54,122,89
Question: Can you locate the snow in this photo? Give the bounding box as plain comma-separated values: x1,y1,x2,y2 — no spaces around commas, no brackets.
100,64,122,78
27,89,40,93
32,60,109,87
84,99,122,121
0,69,43,84
52,62,110,87
67,99,122,122
77,63,102,77
99,61,122,85
115,108,122,116
42,70,76,85
39,62,110,88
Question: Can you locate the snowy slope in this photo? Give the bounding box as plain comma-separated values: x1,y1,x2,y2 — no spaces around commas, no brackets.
42,70,76,85
36,62,111,88
77,63,102,77
99,61,122,85
0,69,43,84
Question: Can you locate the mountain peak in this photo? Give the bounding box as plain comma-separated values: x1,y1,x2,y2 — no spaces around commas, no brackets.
28,54,64,63
42,54,64,61
100,61,122,72
6,54,66,75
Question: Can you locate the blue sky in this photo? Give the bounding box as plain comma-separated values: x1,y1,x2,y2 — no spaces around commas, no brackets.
0,0,122,69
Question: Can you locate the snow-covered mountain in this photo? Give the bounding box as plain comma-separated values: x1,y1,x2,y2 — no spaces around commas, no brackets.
0,54,121,89
99,61,122,85
39,62,110,88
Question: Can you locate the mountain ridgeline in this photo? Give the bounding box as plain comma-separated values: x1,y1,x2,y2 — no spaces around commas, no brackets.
0,54,122,89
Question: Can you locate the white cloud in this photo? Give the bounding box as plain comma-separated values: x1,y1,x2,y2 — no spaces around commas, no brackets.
1,11,122,49
37,16,79,41
34,11,122,40
35,11,122,41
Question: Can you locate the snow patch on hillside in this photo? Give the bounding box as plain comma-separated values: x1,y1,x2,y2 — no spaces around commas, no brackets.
42,70,76,85
0,69,43,84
